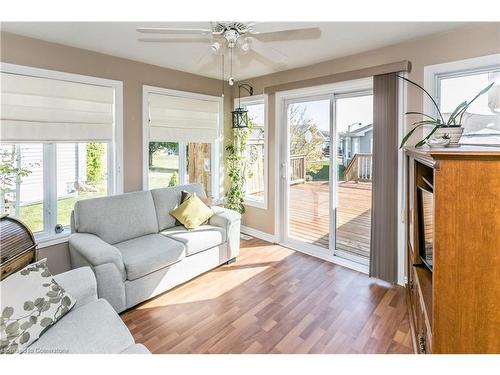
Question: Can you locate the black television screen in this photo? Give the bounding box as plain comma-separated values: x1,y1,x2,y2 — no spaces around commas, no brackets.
417,186,433,270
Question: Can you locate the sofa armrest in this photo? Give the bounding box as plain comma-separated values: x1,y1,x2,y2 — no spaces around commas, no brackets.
209,206,241,259
53,266,97,309
69,233,126,280
210,206,241,227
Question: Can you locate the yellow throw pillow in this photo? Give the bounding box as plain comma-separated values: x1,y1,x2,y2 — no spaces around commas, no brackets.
170,194,214,230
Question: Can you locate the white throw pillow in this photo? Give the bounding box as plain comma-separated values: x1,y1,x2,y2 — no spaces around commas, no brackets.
0,259,76,354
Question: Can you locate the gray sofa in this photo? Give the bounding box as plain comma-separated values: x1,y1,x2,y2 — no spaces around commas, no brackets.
68,183,241,313
27,267,149,354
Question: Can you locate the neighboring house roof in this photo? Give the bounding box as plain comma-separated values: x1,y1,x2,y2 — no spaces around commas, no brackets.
346,123,373,137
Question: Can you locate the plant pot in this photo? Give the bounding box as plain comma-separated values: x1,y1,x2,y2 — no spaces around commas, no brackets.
432,126,464,147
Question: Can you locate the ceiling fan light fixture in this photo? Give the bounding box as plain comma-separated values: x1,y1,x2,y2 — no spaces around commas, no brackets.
239,38,250,53
211,42,221,53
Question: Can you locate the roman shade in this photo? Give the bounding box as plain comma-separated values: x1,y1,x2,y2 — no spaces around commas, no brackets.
1,73,114,142
147,92,220,143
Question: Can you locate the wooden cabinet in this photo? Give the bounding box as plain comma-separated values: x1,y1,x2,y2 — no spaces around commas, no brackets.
405,146,500,354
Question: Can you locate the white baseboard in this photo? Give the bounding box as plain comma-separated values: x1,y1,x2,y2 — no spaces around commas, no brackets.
240,225,277,243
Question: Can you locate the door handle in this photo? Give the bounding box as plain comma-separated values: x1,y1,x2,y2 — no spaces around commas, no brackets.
281,162,287,179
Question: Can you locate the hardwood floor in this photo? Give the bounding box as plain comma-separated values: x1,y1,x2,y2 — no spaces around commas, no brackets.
121,238,412,354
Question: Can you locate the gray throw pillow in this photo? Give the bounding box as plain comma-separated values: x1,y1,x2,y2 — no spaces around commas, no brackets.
0,259,76,354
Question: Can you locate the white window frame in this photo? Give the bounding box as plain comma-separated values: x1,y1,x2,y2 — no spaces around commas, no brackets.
424,53,500,124
0,63,123,248
233,94,268,209
142,85,223,200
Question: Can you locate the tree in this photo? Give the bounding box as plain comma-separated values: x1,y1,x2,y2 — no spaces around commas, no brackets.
168,171,178,187
149,142,178,167
0,146,33,215
288,104,326,174
86,143,105,183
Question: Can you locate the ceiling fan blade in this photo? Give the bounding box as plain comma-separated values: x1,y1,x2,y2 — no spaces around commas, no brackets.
138,37,212,43
136,27,212,35
244,48,287,71
247,37,288,65
250,27,321,42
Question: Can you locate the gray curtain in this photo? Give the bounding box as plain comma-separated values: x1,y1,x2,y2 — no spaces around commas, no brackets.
369,73,399,283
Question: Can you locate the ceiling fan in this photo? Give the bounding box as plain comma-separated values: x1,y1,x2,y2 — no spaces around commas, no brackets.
137,22,321,85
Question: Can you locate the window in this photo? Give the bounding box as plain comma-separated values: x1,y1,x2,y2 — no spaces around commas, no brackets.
143,86,222,198
234,95,267,208
429,55,500,145
0,64,122,243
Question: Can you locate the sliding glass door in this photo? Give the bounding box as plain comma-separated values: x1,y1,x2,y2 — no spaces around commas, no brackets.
280,89,373,267
334,93,373,263
283,95,333,251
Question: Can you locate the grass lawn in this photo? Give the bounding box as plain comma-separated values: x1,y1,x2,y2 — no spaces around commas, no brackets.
151,154,179,171
19,181,107,233
149,153,179,189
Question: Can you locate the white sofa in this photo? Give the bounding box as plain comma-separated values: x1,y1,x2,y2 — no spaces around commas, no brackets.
68,183,241,313
27,267,149,354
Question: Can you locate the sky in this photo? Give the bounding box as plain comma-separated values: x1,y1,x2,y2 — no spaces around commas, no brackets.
440,71,499,115
290,95,373,133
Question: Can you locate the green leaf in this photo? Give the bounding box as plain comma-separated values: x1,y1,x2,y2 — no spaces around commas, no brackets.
62,296,72,307
397,75,445,124
7,343,18,354
446,101,467,125
46,290,58,298
29,316,37,324
23,301,35,311
41,302,51,312
51,284,61,291
40,317,53,327
20,321,32,330
41,270,51,278
400,123,432,148
49,297,61,304
405,111,437,121
2,307,14,319
19,332,30,345
34,297,44,307
457,82,495,124
415,126,440,148
5,321,19,334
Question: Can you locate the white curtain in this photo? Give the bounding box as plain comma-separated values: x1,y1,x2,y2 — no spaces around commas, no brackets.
1,73,114,142
148,92,220,143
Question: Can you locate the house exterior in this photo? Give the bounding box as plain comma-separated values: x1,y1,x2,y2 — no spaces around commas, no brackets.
338,122,373,166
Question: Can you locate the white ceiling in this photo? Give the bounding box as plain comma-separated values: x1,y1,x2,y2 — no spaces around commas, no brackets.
2,22,468,80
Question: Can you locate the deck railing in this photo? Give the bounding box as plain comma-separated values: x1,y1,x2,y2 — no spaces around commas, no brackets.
344,153,373,182
290,155,306,184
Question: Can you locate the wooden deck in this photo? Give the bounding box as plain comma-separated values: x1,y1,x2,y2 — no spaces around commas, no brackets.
289,181,372,258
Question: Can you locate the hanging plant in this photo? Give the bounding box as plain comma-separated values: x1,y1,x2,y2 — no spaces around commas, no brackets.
225,125,252,214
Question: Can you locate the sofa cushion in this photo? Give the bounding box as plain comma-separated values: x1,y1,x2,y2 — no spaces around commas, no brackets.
115,234,185,280
150,183,207,231
27,299,134,354
73,190,159,244
161,225,226,256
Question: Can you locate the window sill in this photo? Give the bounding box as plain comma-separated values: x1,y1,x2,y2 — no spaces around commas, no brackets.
244,198,267,210
36,232,70,249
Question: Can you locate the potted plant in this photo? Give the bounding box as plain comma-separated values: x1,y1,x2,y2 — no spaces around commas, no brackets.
398,75,494,148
